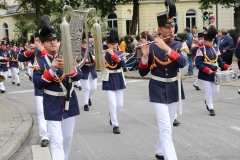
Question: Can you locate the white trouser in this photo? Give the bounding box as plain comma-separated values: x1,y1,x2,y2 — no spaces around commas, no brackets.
80,74,97,105
12,68,20,83
28,63,33,78
154,102,178,160
73,80,81,87
8,68,12,76
193,79,202,87
0,71,8,91
175,113,177,119
202,80,219,110
20,62,24,70
35,96,49,140
106,90,123,127
48,117,75,160
17,68,19,73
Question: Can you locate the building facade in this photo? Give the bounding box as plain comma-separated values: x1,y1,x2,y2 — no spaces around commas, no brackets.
108,0,234,36
0,0,35,40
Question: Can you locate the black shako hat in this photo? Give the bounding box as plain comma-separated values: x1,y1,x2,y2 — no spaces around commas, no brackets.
107,27,119,44
39,15,57,42
30,35,35,44
1,40,7,45
156,0,176,27
203,25,217,41
198,32,204,38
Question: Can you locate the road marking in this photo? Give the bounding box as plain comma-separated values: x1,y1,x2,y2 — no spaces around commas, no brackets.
32,145,51,160
230,126,240,132
8,89,34,94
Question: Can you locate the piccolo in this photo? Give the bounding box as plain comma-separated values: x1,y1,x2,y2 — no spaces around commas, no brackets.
136,34,176,48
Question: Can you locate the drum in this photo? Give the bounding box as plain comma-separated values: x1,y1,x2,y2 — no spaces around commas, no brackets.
214,70,238,85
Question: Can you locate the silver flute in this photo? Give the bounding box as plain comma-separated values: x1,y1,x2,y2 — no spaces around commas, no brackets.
136,34,176,48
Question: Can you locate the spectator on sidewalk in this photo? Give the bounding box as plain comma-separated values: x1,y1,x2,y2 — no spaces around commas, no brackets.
184,27,194,76
119,36,126,53
219,28,234,65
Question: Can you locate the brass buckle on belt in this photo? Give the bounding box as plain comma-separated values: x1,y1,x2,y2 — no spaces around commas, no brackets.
166,78,172,82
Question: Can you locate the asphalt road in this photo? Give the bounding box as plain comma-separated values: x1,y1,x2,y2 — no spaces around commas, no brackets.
2,70,240,160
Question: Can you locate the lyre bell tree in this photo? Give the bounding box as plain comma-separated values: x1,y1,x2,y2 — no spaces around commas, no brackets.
199,0,240,37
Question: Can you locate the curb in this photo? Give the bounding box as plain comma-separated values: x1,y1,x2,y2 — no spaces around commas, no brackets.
0,98,33,160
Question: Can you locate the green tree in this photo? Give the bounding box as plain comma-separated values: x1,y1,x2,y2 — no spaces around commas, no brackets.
15,0,79,30
13,15,36,40
84,0,139,35
199,0,240,36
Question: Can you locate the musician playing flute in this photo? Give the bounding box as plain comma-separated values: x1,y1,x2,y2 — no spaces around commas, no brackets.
9,42,20,86
80,32,97,111
102,27,126,134
18,34,50,147
195,25,231,116
33,16,83,160
138,1,188,159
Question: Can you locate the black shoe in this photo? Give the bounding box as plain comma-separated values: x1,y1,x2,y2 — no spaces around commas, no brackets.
193,84,201,90
238,90,240,94
109,113,112,125
74,84,77,88
79,86,82,90
84,105,89,111
113,126,121,134
204,100,210,111
210,109,215,116
41,139,49,147
29,76,32,81
1,90,6,93
8,76,12,78
17,83,20,86
173,119,180,126
88,99,92,106
155,154,165,160
12,82,15,84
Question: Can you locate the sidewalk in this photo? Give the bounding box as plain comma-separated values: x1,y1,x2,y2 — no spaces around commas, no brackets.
0,96,33,160
124,61,240,87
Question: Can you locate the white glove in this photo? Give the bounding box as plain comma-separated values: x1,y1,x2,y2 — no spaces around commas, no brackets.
0,56,4,60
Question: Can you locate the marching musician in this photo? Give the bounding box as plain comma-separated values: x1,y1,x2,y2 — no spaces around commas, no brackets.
0,40,10,93
18,33,50,147
192,32,204,91
33,15,82,160
9,42,20,86
138,0,188,159
195,25,231,116
102,27,126,134
80,33,97,111
234,34,240,94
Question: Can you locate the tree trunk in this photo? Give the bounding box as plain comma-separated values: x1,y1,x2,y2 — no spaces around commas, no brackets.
234,6,240,39
36,0,41,31
131,0,139,35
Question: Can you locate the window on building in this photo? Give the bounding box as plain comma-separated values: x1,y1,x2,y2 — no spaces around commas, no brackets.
186,9,196,29
3,23,9,38
107,13,118,29
126,20,132,35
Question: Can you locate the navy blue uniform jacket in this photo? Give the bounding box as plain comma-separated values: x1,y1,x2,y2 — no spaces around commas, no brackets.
80,49,97,80
18,48,47,96
33,54,83,121
9,50,20,68
102,51,126,90
235,39,240,59
195,45,229,82
139,39,188,104
0,49,10,72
